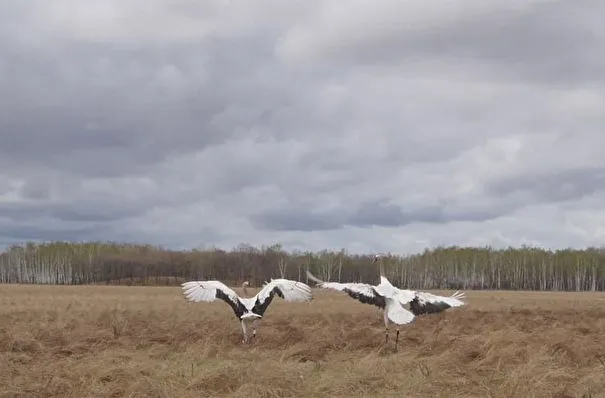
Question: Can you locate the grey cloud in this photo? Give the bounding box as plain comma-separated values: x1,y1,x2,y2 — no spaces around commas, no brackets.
350,201,417,228
0,223,111,243
0,35,292,177
251,199,509,232
0,199,146,223
278,0,605,85
487,167,605,203
430,0,605,85
251,210,343,232
1,0,604,253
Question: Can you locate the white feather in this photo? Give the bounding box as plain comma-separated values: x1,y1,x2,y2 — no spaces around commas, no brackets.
317,281,380,299
415,291,466,308
374,276,466,309
385,300,415,325
257,278,313,303
307,270,382,300
181,280,240,305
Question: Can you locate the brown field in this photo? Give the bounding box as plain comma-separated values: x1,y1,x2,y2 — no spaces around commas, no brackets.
2,285,605,398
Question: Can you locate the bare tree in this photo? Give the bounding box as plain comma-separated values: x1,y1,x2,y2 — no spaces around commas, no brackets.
2,241,605,291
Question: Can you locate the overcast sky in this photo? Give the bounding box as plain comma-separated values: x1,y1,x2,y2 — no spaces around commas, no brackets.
1,0,604,254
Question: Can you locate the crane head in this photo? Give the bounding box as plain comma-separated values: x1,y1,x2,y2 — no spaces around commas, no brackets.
371,254,383,264
241,280,250,296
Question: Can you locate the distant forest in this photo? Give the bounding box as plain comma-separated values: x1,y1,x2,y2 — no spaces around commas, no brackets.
1,241,605,291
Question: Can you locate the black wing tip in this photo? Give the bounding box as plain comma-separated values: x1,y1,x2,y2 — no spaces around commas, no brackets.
410,298,452,315
343,287,386,309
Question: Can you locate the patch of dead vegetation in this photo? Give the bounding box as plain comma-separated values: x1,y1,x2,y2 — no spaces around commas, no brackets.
2,285,605,397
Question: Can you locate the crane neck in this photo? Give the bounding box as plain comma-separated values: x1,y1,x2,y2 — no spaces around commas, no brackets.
377,257,385,278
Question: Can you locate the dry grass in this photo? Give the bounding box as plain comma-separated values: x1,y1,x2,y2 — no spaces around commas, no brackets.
2,286,605,398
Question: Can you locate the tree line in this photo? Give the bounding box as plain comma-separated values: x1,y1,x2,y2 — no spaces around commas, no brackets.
1,241,605,291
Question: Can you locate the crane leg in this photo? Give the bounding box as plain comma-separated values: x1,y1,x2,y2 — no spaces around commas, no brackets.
251,319,259,342
395,328,400,351
383,310,389,345
240,320,248,344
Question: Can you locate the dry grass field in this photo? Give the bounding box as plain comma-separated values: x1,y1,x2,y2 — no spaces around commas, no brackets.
2,285,605,398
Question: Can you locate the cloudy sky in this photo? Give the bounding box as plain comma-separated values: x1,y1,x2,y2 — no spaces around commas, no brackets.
1,0,604,254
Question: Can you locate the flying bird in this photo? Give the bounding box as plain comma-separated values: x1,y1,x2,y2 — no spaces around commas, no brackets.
181,278,313,343
306,254,466,349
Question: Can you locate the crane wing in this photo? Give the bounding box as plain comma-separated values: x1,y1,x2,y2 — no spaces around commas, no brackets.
181,280,246,318
306,270,386,309
252,278,313,316
409,290,466,315
373,276,462,313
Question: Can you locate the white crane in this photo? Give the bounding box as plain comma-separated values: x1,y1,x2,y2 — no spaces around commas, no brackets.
371,254,466,316
306,254,466,349
306,270,414,350
181,278,313,343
